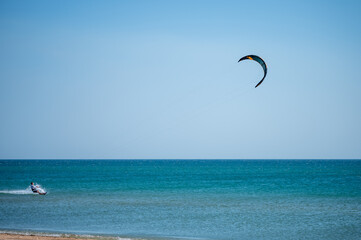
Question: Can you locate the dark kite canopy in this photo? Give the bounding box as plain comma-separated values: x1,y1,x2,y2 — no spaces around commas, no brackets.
238,55,267,88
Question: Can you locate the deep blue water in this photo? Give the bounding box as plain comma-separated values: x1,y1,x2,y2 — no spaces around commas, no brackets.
0,160,360,240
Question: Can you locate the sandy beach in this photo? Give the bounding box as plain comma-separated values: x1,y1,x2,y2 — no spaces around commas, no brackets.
0,233,117,240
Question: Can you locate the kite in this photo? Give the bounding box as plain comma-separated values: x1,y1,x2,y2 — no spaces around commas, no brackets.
238,55,267,88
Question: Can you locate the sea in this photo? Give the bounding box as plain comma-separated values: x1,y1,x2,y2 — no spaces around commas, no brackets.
0,160,360,240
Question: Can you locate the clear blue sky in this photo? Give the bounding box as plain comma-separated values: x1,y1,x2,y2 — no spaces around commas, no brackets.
1,0,360,159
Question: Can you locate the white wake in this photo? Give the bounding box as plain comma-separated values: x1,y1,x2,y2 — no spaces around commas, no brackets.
0,185,46,195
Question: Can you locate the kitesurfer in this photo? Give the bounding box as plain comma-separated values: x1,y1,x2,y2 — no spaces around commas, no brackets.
30,182,47,195
30,182,38,193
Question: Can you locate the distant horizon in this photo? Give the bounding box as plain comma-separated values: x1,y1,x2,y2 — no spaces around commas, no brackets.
1,158,360,160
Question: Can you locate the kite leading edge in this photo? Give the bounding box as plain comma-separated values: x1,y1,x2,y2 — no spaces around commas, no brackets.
238,55,267,88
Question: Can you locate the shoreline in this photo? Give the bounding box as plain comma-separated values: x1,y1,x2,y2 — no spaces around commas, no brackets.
0,233,98,240
0,232,143,240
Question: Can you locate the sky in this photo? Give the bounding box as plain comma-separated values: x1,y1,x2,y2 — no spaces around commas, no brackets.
0,0,360,159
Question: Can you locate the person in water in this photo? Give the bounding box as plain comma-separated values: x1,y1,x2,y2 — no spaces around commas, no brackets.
30,182,47,195
30,182,38,193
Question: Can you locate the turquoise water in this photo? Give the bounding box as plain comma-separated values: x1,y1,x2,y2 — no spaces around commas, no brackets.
0,160,360,240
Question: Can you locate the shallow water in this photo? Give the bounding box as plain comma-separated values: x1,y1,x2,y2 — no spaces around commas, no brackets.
0,160,360,240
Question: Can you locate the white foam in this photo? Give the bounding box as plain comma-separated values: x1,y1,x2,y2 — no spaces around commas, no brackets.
35,184,47,194
0,187,34,195
0,230,61,237
0,230,144,240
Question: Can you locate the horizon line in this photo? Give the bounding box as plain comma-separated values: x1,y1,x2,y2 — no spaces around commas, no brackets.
1,158,360,161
